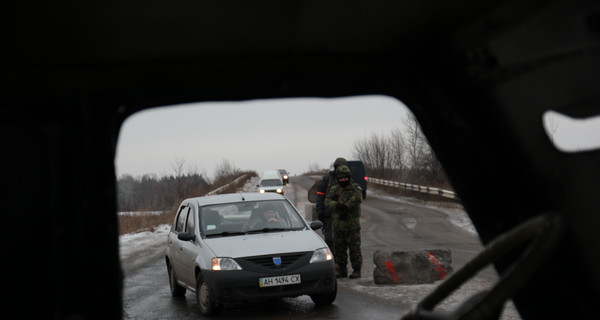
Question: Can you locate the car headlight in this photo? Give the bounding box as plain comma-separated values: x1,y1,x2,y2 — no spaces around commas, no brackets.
276,188,283,193
310,247,333,263
259,189,265,193
211,257,242,271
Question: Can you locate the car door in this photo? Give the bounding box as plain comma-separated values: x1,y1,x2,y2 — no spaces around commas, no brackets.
178,205,199,286
168,205,190,285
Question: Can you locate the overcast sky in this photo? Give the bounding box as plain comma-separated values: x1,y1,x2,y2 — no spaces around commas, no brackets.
115,95,600,180
115,95,410,179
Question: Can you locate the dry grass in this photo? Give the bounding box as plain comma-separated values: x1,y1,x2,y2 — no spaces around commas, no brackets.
118,210,177,235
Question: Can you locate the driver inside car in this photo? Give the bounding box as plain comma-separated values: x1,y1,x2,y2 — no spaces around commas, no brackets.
263,206,280,223
247,203,286,230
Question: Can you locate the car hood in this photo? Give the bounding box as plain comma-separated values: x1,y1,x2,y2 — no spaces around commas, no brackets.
204,230,326,257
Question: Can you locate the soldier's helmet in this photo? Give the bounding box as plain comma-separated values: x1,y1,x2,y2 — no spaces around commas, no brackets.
333,157,348,169
335,165,352,178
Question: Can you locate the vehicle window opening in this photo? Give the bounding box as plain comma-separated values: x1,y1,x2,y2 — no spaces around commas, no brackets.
543,109,600,153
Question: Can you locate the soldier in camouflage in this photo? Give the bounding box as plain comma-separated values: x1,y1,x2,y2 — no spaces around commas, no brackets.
315,157,348,256
325,164,363,279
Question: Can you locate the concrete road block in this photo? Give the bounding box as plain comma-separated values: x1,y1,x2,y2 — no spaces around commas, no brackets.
373,249,453,284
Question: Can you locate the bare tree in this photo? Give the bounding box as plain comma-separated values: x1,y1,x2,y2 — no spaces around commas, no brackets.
389,128,407,180
214,158,239,181
354,134,377,175
210,158,244,190
170,157,187,201
352,113,449,188
168,158,211,202
404,113,428,171
117,174,136,211
171,157,184,177
353,132,396,179
306,162,322,174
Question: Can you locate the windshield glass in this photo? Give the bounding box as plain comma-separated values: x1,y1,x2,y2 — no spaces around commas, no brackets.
199,199,306,237
260,179,282,187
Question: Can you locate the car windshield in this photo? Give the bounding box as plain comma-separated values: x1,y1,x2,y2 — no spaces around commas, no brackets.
200,199,307,237
260,179,282,187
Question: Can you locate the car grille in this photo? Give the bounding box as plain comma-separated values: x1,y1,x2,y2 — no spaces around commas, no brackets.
241,252,310,269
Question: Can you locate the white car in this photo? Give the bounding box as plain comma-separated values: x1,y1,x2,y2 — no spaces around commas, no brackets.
257,170,285,194
165,192,337,316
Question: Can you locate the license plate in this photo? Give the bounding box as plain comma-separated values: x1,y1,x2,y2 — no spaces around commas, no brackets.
259,274,301,287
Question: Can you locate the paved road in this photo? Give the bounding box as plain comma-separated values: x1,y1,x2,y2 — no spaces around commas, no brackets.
123,257,411,320
121,176,521,319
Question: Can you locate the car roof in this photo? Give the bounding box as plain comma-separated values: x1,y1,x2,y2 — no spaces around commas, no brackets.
261,170,283,179
186,192,285,207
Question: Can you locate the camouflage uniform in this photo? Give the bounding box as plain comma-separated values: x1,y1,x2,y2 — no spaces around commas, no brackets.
325,165,363,278
315,157,348,255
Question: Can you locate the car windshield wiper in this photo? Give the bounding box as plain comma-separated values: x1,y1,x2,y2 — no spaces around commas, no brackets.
205,231,247,238
247,227,288,234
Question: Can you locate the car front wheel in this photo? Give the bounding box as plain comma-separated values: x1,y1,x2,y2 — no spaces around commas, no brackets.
309,279,337,306
196,273,223,316
168,263,186,297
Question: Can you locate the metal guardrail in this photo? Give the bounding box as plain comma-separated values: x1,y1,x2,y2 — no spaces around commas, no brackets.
206,174,248,196
369,177,458,200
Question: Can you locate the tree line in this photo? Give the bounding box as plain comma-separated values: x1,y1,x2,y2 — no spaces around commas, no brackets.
117,159,248,212
353,114,450,189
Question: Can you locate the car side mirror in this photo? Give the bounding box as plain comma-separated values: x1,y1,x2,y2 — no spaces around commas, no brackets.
310,220,323,230
177,232,196,241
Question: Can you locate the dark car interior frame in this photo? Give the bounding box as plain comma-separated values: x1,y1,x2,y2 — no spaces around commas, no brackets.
3,0,599,319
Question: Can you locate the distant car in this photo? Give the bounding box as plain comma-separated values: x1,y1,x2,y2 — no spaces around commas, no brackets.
165,193,336,316
257,170,285,194
278,169,289,184
347,160,368,199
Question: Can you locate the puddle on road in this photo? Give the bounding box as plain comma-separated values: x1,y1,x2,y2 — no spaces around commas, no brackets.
402,217,417,229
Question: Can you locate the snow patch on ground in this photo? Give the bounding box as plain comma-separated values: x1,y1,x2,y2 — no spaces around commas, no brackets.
117,211,166,216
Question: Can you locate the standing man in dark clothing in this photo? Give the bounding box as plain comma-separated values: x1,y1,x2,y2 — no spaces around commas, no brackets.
315,157,348,255
325,164,363,279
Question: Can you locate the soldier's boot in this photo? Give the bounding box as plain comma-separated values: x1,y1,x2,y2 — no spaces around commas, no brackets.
349,269,361,279
336,265,348,278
